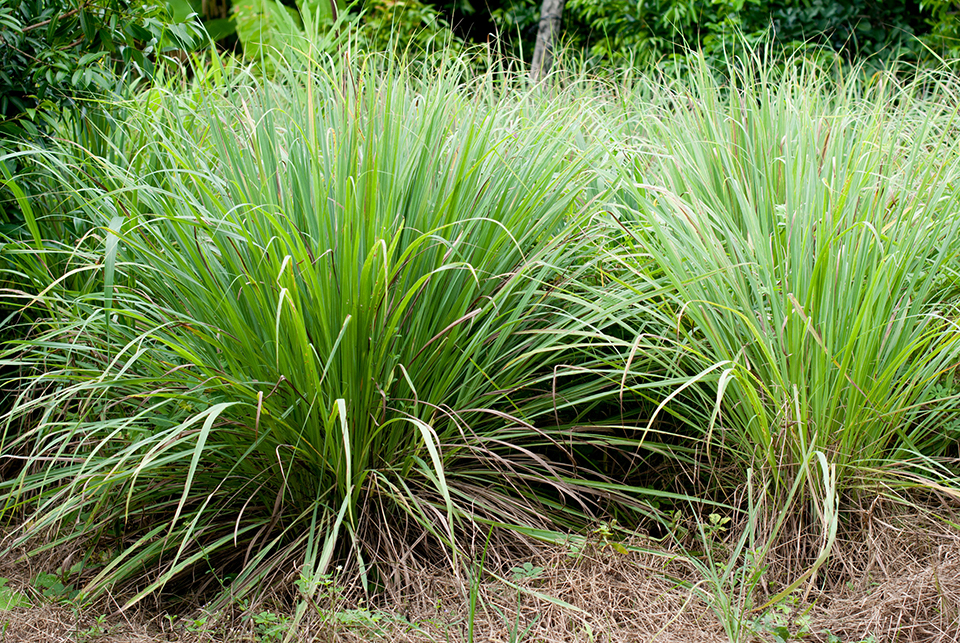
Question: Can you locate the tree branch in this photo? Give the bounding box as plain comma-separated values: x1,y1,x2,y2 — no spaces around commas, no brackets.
21,7,83,34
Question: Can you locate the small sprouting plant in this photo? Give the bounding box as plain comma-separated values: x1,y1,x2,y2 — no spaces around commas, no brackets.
161,614,178,633
0,578,30,611
252,611,288,642
705,513,731,539
510,562,544,581
73,614,111,642
185,614,209,633
591,519,630,555
33,572,79,603
566,537,586,559
824,634,879,643
750,594,811,642
296,568,344,618
334,608,380,627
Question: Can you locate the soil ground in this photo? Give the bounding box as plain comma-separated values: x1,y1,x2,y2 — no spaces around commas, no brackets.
1,502,958,643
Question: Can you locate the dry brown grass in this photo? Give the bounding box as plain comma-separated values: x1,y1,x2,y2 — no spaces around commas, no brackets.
331,541,727,643
1,499,959,643
809,495,960,643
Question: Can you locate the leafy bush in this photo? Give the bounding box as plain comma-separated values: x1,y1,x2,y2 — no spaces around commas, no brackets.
0,0,199,134
921,0,960,58
231,0,341,63
491,0,941,67
361,0,460,58
225,0,462,71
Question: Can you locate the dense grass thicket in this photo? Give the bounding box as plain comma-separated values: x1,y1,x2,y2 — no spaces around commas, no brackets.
609,60,960,516
2,48,960,625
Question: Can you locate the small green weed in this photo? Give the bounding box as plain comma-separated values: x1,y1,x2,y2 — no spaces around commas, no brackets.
705,513,731,539
750,595,811,642
510,562,544,581
333,608,380,627
185,614,209,633
591,520,630,555
0,578,30,610
73,614,112,642
824,634,879,643
33,572,79,602
252,611,288,642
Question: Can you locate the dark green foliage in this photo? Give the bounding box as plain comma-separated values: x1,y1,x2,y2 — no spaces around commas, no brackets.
486,0,944,65
748,0,929,58
0,0,198,135
921,0,960,58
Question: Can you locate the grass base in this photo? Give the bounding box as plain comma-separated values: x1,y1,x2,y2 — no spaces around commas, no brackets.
1,499,957,643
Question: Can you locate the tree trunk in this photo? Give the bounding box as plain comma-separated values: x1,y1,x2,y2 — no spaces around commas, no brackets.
530,0,564,82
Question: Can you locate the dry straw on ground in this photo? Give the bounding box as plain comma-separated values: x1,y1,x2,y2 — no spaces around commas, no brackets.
811,498,960,643
1,502,959,642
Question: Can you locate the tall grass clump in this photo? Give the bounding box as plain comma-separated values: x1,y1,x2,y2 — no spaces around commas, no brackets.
0,53,673,605
604,53,960,554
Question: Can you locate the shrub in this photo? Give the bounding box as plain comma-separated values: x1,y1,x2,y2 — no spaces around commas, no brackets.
0,0,199,134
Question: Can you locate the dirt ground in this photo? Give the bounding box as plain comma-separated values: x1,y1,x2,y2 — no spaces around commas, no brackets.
1,501,958,643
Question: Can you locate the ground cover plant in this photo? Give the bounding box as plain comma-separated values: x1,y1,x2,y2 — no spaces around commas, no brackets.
2,39,960,642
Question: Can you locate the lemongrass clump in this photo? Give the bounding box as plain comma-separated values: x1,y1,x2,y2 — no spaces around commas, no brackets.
605,53,960,529
0,52,683,606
